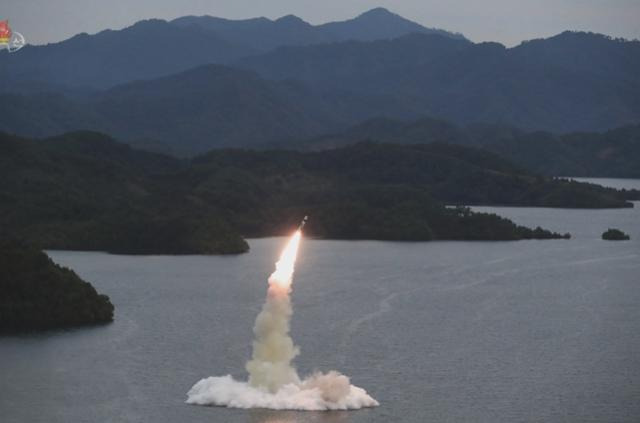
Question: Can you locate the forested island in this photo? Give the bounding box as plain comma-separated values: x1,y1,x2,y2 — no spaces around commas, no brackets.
1,131,633,254
0,242,114,333
602,228,631,241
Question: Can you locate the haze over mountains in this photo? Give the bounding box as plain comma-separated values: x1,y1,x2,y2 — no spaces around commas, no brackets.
239,31,640,132
0,8,639,156
287,117,640,178
0,8,463,90
172,7,465,52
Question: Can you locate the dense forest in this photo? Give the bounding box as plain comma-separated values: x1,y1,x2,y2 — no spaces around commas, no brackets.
290,117,640,179
0,241,114,333
0,131,249,255
3,131,635,253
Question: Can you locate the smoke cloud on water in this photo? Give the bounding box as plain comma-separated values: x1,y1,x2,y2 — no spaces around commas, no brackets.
186,230,379,410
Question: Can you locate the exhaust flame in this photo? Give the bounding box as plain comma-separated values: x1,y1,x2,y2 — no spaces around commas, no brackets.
186,227,379,410
269,230,301,288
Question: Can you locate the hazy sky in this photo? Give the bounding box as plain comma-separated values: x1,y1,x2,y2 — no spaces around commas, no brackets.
1,0,638,46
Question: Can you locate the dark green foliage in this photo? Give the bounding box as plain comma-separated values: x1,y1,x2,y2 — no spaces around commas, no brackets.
0,241,114,333
3,131,608,248
602,228,630,241
38,213,250,255
0,131,248,254
287,142,632,208
184,142,588,240
424,206,568,240
294,117,640,179
479,125,640,179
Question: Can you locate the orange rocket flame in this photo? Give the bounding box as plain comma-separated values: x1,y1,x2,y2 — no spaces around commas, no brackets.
269,230,302,289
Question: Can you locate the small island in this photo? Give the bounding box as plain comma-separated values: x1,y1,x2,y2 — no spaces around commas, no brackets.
0,242,114,334
602,228,631,241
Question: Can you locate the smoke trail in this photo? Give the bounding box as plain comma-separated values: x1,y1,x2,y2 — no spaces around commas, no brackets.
187,230,378,410
246,231,301,392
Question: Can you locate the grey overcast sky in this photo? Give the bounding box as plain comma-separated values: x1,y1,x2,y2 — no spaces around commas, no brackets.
1,0,638,46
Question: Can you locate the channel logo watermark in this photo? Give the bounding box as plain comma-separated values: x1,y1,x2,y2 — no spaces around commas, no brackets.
0,20,26,52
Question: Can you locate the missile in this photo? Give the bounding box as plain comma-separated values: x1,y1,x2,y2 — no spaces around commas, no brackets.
298,215,308,230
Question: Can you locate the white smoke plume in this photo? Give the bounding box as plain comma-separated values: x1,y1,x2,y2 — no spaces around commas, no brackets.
246,273,300,392
186,230,378,410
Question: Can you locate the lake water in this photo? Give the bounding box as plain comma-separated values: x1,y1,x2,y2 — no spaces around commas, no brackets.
2,179,639,423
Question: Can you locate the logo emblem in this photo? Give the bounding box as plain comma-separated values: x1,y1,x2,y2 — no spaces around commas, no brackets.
0,20,26,52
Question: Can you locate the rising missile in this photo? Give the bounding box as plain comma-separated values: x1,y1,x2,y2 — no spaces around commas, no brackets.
298,215,308,230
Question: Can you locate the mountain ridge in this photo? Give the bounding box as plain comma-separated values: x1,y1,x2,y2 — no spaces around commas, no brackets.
238,31,640,132
0,10,638,140
282,115,640,178
0,63,422,156
0,8,463,91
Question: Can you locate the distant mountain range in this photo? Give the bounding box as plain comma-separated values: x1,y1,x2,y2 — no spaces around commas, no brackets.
283,116,640,178
0,65,362,155
0,8,462,91
0,8,639,151
1,61,639,169
238,31,640,132
172,7,465,52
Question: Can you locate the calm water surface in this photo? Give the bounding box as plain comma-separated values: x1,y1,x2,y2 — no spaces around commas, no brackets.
1,180,639,423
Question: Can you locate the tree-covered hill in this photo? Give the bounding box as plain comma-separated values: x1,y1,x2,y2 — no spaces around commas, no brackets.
0,241,114,333
601,228,630,241
0,131,249,254
289,116,640,179
2,131,633,253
